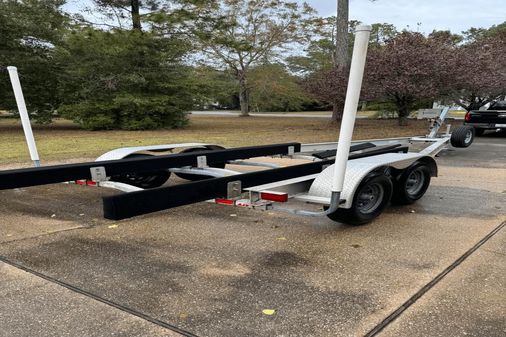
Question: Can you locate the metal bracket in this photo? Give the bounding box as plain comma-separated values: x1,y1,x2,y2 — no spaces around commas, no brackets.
90,166,107,182
288,146,295,156
196,156,207,168
227,181,242,199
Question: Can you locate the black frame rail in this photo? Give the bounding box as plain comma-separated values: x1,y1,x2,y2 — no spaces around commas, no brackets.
0,143,301,190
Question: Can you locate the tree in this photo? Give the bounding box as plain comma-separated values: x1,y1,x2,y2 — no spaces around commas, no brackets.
286,16,337,74
248,63,312,112
302,65,349,116
301,21,397,115
330,0,350,122
364,32,454,126
194,0,316,117
56,28,193,130
369,23,397,47
0,0,67,123
331,0,378,122
78,0,161,30
191,66,239,110
451,25,506,111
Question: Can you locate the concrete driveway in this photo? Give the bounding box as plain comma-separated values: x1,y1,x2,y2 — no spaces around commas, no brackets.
0,132,505,337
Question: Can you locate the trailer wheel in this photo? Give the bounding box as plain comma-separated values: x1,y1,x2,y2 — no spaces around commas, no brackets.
110,154,170,189
391,163,431,205
174,146,226,181
327,175,393,226
450,126,474,148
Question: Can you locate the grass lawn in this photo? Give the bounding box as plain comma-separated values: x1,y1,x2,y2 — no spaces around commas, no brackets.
0,116,436,164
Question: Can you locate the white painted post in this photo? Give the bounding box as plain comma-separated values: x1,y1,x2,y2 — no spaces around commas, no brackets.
331,25,371,193
7,66,41,167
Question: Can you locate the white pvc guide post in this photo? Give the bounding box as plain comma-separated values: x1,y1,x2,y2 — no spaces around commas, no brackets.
7,66,41,167
331,25,371,193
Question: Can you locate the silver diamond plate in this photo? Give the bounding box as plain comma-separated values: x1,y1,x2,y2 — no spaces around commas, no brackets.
308,153,425,208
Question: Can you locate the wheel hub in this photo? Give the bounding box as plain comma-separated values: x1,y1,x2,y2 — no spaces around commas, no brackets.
405,169,425,196
357,183,384,214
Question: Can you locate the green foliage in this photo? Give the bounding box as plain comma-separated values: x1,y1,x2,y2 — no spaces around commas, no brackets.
0,0,67,123
190,66,239,109
287,38,335,74
249,63,312,112
56,28,192,130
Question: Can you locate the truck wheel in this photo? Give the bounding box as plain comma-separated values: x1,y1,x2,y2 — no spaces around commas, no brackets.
450,126,474,148
474,128,485,136
391,163,431,205
174,146,226,181
327,175,393,226
110,154,170,189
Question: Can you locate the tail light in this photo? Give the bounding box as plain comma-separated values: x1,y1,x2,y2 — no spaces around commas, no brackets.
215,199,235,205
75,180,97,186
465,111,471,122
260,191,289,202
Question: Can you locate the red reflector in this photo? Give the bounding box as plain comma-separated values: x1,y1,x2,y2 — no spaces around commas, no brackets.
74,180,97,186
215,199,235,205
260,192,288,202
465,111,471,122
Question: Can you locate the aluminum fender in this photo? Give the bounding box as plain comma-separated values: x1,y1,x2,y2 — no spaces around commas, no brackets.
308,153,431,209
96,143,216,161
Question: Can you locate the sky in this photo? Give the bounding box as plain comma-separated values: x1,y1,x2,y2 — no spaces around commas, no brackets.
302,0,506,34
64,0,506,34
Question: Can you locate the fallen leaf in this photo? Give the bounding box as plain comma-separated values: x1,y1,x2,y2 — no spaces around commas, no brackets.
262,309,276,315
108,224,118,229
276,237,287,241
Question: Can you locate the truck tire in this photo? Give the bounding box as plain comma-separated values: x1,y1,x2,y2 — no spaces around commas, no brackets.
391,163,431,205
474,128,485,136
174,147,226,181
110,154,170,189
451,126,475,148
327,174,393,226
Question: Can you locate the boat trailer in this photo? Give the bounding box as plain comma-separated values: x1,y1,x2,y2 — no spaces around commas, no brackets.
0,25,476,225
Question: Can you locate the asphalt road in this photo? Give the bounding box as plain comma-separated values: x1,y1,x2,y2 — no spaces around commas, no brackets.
0,132,505,337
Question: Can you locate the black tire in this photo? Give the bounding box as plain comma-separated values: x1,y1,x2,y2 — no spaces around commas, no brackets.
326,174,393,226
174,146,226,181
391,163,431,205
474,128,485,136
450,126,474,148
110,154,170,189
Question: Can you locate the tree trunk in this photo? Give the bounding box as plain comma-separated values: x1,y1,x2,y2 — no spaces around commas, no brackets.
397,103,409,126
331,0,349,123
398,115,409,126
238,72,249,117
335,0,349,68
331,103,343,122
131,0,141,31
